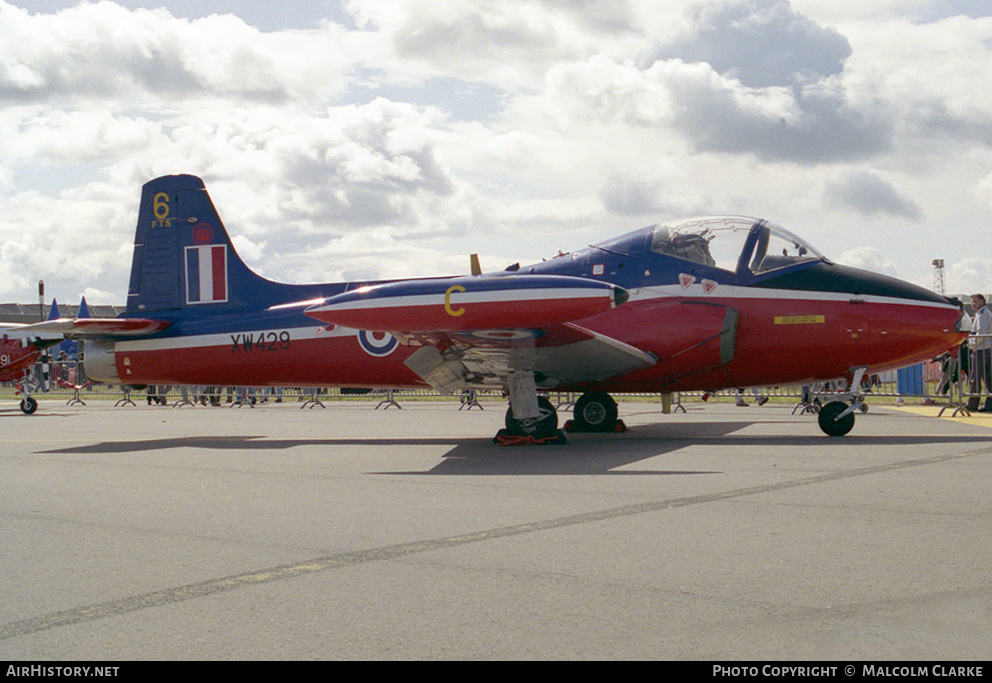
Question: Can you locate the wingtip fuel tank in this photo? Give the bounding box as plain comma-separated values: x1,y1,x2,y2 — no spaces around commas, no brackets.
304,275,628,332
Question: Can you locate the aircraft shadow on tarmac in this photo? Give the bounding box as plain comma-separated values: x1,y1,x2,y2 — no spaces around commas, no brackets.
417,423,992,476
37,419,992,476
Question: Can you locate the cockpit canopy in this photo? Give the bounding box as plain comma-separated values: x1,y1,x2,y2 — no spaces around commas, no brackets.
648,216,825,276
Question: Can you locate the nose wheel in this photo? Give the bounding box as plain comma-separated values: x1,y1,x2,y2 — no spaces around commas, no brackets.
20,395,38,414
817,400,856,436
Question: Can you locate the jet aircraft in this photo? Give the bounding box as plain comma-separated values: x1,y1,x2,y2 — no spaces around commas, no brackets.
1,300,76,413
25,174,967,438
0,332,46,413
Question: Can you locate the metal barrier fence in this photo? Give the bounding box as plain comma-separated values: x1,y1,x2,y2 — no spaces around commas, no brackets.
959,332,991,414
3,343,989,415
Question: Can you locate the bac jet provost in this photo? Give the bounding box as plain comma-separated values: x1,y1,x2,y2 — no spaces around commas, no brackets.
0,330,60,413
27,174,967,438
1,300,79,413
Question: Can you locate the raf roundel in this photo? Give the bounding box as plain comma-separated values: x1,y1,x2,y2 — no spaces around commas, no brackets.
358,330,398,357
192,223,215,245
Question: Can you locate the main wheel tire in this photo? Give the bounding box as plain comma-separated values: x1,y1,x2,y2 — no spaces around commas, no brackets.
20,396,38,415
573,392,618,432
505,396,558,438
818,400,854,436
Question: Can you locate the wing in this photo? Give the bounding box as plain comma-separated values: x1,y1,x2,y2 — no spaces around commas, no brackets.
401,323,657,394
304,273,656,393
8,318,171,338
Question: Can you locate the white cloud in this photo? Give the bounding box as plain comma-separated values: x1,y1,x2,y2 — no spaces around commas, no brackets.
343,0,628,87
0,1,357,105
9,109,160,163
535,52,889,164
823,170,922,220
838,14,992,144
79,285,117,306
652,0,853,88
0,237,35,295
949,259,992,296
975,171,992,210
836,246,900,278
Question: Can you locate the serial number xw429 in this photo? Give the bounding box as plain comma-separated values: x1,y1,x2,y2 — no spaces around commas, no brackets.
230,331,291,353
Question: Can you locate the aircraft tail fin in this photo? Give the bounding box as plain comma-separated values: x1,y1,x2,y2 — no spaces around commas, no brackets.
77,296,92,319
47,298,61,320
126,174,271,313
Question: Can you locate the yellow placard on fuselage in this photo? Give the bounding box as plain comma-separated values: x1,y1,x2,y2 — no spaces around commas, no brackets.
774,315,826,325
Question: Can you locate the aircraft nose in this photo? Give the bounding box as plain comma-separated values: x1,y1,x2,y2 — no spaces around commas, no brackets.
836,267,969,366
757,262,968,370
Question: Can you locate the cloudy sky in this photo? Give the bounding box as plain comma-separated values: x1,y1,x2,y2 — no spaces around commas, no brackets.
2,0,991,306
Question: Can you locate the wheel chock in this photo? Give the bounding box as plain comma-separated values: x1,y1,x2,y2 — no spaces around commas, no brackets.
493,429,568,446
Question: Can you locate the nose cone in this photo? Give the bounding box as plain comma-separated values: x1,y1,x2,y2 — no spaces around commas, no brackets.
757,262,968,371
899,302,971,364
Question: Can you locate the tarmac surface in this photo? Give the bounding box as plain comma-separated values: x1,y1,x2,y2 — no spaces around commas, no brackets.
1,396,990,660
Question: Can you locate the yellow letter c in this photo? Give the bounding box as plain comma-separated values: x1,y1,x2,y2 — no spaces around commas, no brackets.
444,285,466,317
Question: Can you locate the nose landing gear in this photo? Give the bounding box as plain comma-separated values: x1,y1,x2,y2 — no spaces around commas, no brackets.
15,379,39,414
816,366,869,437
817,400,856,436
20,395,38,415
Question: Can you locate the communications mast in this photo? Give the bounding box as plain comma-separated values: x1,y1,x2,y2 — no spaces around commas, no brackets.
932,259,945,295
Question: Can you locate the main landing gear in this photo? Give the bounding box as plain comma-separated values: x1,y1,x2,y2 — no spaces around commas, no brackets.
497,381,623,445
569,392,620,432
497,371,567,444
816,366,870,437
499,396,564,443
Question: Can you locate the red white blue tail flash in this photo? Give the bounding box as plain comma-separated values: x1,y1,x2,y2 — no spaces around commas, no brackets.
185,245,228,304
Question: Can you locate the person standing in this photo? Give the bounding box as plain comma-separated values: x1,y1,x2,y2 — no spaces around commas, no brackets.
968,293,992,411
